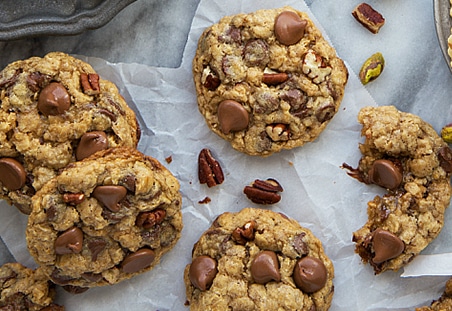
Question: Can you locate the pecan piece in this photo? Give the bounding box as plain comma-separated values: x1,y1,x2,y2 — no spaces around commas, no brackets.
63,192,85,205
202,67,221,90
136,208,166,229
352,3,385,34
302,50,332,84
243,178,283,204
232,220,257,244
262,72,289,85
80,73,100,95
266,123,290,141
198,148,224,187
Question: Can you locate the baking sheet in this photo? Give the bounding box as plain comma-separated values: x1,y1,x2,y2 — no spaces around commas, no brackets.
434,0,452,74
0,0,451,310
0,0,136,40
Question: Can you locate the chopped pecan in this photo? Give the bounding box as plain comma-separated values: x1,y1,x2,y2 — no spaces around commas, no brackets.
352,3,385,34
63,192,85,205
232,220,257,244
80,73,100,95
262,72,289,85
136,208,166,229
302,50,332,84
202,67,221,90
266,124,290,141
198,148,224,187
243,178,283,204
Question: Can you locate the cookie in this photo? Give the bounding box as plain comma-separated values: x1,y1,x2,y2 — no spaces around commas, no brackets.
416,278,452,310
343,106,452,274
26,147,182,288
184,208,334,311
0,262,63,310
0,52,140,214
193,6,348,156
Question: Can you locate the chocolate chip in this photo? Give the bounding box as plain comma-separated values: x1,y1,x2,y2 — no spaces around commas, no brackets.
87,238,107,261
438,146,452,173
121,248,156,273
217,100,249,134
54,227,84,255
243,39,270,67
371,228,405,264
92,185,127,212
0,158,26,191
26,72,51,92
75,131,109,160
121,175,136,193
189,255,218,291
81,272,103,283
274,11,307,45
250,250,281,284
38,82,71,116
369,159,403,190
293,256,328,293
62,285,89,294
50,269,75,285
292,233,308,256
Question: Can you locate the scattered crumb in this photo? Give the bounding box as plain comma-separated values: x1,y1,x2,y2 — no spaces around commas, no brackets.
198,196,211,204
165,155,173,164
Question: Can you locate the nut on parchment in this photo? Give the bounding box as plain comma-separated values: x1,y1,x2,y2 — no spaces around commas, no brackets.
359,52,384,85
352,3,385,34
243,178,283,204
441,124,452,143
198,148,225,187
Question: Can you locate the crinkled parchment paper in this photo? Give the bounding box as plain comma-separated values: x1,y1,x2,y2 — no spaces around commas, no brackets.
0,0,451,310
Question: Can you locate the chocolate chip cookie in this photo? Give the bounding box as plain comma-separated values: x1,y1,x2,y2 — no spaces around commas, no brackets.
184,208,334,310
193,6,348,156
0,52,140,214
26,147,182,288
0,262,63,310
343,106,452,274
416,278,452,310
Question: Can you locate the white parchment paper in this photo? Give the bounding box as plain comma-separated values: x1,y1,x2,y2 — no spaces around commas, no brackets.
0,0,451,310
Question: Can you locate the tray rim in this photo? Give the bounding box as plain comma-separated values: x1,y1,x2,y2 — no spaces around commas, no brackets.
434,0,452,74
0,0,136,41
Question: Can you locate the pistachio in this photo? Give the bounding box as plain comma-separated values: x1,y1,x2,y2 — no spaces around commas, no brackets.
441,124,452,143
359,52,384,85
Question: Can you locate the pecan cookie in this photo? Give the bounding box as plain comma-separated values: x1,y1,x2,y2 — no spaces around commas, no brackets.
26,147,182,288
193,6,348,156
0,262,63,310
184,208,334,311
416,278,452,311
343,106,452,274
0,52,140,214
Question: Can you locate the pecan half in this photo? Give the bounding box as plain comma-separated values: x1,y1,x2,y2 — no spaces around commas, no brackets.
262,72,289,85
232,220,257,245
352,3,385,34
243,178,283,204
198,148,224,187
80,73,100,95
136,208,166,229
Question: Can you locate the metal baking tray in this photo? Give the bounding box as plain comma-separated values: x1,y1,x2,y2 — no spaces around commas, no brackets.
0,0,136,40
434,0,452,73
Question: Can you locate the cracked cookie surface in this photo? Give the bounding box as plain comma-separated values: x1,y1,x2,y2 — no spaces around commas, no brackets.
184,208,334,311
26,147,182,288
193,6,348,156
344,106,452,274
0,262,63,310
0,52,140,214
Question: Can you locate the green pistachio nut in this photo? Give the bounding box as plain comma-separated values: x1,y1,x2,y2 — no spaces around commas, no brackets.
359,52,385,85
441,124,452,143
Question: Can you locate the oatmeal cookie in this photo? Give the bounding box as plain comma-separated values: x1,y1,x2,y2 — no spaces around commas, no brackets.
26,147,182,288
343,106,452,274
0,52,140,214
184,208,334,311
193,6,348,156
416,278,452,310
0,262,63,310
